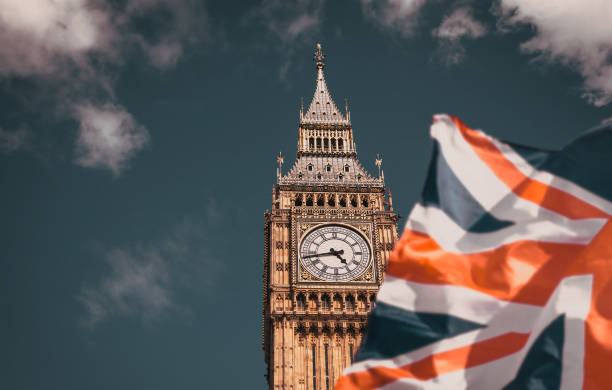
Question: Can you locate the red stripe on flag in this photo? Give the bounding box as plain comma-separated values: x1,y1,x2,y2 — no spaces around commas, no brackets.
449,116,609,220
388,229,584,306
335,332,529,390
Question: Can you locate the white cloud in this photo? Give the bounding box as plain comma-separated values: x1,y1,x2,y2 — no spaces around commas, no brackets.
0,127,31,153
78,214,222,328
0,0,207,173
0,0,112,77
432,7,486,65
74,103,149,176
79,248,172,327
497,0,612,106
360,0,426,37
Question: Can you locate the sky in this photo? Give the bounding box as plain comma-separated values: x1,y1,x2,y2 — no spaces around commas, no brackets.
1,0,611,389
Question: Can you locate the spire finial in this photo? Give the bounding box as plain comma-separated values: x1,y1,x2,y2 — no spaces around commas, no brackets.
276,152,284,179
313,43,325,69
375,154,383,179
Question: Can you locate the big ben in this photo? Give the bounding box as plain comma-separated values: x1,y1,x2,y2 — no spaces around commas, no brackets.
263,44,399,390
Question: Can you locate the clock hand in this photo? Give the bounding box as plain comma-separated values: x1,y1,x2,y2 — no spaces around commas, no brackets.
302,251,341,259
329,248,347,264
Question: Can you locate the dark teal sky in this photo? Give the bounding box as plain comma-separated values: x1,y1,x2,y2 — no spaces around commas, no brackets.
1,0,611,389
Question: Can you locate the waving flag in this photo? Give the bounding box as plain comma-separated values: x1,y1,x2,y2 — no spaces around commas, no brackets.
335,114,612,389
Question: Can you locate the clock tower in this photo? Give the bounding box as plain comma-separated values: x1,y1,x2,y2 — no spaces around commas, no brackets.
263,44,399,390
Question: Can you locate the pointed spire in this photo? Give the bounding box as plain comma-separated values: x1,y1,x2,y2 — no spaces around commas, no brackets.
344,98,350,120
300,43,350,126
276,152,284,179
375,154,383,179
313,43,325,69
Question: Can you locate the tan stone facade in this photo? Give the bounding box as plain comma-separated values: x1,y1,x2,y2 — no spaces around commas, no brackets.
263,45,399,390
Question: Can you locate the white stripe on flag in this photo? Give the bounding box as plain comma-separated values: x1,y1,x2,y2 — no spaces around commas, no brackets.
406,203,606,253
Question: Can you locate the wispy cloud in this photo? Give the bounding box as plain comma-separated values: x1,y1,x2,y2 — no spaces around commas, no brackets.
0,0,208,174
244,0,326,81
247,0,325,43
432,7,486,65
496,0,612,106
79,247,173,328
360,0,426,37
78,210,223,328
0,127,31,154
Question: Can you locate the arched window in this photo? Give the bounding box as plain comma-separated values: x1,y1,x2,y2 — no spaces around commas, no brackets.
321,294,331,309
344,165,350,172
297,293,306,309
361,196,368,207
331,138,336,151
306,194,314,206
294,193,303,206
308,293,318,309
307,164,313,171
309,137,315,150
325,164,331,172
327,195,335,207
316,194,324,206
338,173,344,181
339,195,347,207
316,138,322,150
316,173,322,180
333,293,343,310
338,138,344,150
323,138,329,151
350,195,358,207
358,294,367,310
345,295,355,310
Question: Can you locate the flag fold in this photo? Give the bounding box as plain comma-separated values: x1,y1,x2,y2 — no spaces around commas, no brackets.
335,114,612,390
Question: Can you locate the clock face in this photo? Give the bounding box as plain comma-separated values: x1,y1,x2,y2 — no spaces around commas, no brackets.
299,225,371,282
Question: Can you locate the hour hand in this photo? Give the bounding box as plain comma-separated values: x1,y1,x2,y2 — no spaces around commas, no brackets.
335,254,347,264
329,248,347,264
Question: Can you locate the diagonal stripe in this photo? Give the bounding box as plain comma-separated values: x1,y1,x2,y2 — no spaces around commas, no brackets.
449,115,609,220
493,138,612,215
336,332,529,390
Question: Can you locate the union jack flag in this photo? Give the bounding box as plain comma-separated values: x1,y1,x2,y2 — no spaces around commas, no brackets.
335,114,612,389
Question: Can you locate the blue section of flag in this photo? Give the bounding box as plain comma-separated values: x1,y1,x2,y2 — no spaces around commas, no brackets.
541,122,612,201
503,315,565,390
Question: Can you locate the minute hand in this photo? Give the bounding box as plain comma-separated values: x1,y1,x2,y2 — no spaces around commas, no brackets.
302,252,341,259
